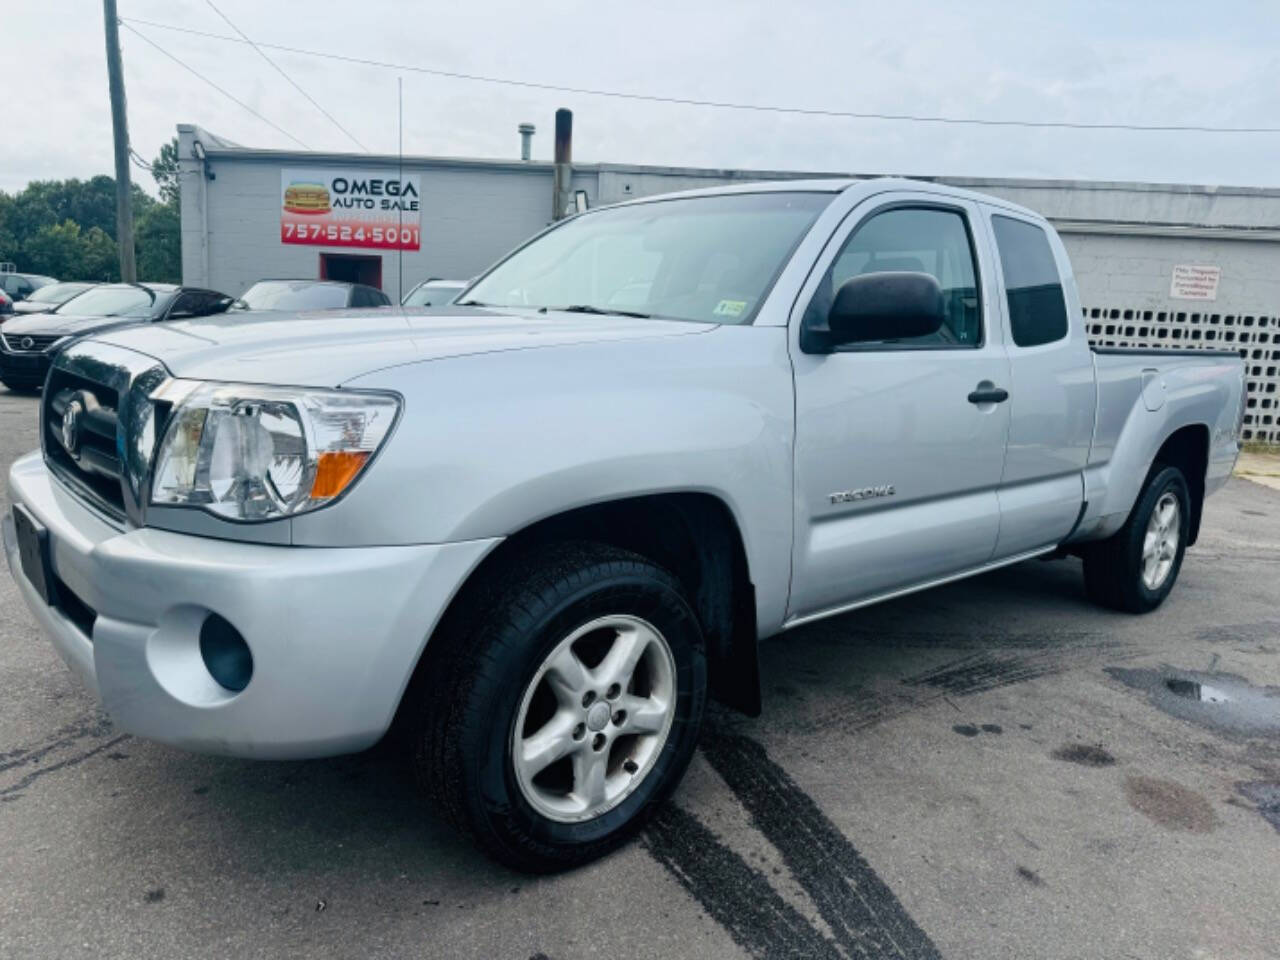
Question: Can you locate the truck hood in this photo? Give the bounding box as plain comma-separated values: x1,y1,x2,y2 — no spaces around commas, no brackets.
87,307,710,386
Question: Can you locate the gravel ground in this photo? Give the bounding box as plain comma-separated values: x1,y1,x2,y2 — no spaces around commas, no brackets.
2,384,1278,960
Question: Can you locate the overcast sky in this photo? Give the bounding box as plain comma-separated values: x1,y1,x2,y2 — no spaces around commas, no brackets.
6,0,1280,197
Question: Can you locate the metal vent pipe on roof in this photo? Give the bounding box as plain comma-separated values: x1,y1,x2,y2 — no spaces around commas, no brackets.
518,123,536,161
552,109,573,220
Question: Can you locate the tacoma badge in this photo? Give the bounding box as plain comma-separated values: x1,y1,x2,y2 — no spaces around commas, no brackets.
829,484,895,504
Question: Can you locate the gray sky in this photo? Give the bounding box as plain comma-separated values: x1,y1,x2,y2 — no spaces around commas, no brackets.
7,0,1280,196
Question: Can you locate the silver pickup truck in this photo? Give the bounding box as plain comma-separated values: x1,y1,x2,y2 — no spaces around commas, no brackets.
4,178,1245,870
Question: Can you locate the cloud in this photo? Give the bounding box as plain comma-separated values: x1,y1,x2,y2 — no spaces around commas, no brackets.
4,0,1280,193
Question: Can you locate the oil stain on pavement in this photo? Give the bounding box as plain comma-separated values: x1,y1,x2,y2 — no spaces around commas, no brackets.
645,730,941,960
1051,743,1116,767
1123,776,1218,833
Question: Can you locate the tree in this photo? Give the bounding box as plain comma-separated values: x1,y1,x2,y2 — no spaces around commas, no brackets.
79,225,119,281
0,166,174,281
151,138,181,208
20,220,119,281
136,202,181,282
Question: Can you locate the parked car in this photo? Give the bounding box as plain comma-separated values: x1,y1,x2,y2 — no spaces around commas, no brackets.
3,179,1245,871
402,278,467,307
0,271,57,303
0,282,233,390
12,281,96,315
234,279,392,311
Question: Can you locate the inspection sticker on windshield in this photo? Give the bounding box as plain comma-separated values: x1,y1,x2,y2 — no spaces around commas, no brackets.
713,299,748,317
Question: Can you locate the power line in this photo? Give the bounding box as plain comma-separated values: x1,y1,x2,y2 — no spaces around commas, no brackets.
120,15,1280,136
120,20,310,149
202,0,368,151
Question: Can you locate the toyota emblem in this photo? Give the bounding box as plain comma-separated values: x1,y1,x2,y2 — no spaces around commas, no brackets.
61,399,83,458
20,336,35,350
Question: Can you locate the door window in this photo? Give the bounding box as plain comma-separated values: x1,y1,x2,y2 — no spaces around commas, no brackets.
167,291,230,319
166,292,203,319
991,215,1069,347
806,206,982,347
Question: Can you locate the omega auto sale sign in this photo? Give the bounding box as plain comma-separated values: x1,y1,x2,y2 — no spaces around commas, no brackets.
280,168,421,250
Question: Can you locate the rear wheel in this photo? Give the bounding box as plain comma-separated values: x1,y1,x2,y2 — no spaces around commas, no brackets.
1082,465,1190,613
409,541,707,871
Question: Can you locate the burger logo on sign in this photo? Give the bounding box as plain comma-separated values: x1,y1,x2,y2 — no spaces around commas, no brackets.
283,182,330,215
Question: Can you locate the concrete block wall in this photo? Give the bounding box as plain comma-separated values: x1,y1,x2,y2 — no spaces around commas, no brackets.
1064,234,1280,444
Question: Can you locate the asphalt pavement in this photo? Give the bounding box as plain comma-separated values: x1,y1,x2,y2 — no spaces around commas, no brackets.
2,385,1278,960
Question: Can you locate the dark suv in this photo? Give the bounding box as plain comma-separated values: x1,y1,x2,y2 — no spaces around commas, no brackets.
0,283,234,391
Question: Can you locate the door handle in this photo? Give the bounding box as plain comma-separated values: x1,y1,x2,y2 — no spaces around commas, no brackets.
967,386,1009,404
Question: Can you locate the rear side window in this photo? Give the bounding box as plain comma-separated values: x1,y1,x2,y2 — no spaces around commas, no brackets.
351,285,389,307
991,215,1068,347
166,292,203,319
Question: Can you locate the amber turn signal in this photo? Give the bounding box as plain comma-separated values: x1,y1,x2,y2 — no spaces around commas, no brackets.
310,451,371,500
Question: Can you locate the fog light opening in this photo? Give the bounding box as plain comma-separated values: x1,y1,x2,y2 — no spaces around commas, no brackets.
199,613,253,693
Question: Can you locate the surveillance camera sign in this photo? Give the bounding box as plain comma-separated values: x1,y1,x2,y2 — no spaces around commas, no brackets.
1169,264,1221,301
280,168,421,250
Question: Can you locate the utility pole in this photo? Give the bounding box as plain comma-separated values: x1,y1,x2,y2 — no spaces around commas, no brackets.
103,0,136,282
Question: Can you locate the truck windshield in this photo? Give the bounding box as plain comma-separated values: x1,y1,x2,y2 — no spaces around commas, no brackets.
463,191,833,324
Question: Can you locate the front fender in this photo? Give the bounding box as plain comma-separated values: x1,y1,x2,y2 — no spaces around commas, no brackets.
298,325,797,635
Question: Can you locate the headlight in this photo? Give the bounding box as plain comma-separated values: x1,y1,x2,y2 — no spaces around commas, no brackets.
150,380,400,521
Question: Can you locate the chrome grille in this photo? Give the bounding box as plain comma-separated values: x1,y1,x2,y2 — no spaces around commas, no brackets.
1,332,62,354
42,342,168,524
44,369,125,516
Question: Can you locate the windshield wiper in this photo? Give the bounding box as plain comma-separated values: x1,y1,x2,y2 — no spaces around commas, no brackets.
456,299,491,307
553,304,652,319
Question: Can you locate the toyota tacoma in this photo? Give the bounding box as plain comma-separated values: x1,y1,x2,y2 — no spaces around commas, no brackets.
4,179,1245,870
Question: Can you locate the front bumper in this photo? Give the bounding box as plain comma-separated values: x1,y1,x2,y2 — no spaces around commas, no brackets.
4,451,497,758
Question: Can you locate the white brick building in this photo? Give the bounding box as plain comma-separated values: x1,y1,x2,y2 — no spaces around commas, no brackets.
178,123,1280,443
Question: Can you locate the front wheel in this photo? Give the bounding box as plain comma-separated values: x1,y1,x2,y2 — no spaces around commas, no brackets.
409,542,707,871
1082,465,1191,613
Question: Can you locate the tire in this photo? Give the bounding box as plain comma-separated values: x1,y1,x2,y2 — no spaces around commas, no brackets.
1082,465,1191,613
408,541,708,872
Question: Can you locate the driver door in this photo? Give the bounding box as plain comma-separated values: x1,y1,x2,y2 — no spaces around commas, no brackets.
787,193,1012,623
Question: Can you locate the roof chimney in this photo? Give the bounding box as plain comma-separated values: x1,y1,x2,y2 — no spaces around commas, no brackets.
518,122,536,161
552,108,573,220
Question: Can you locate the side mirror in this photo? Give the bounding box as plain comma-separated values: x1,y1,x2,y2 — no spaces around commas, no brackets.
825,271,945,347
